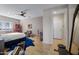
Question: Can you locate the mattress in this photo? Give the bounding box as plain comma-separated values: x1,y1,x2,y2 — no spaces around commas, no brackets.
0,32,26,42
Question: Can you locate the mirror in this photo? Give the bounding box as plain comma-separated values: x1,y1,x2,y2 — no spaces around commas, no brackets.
70,5,79,55
71,12,79,54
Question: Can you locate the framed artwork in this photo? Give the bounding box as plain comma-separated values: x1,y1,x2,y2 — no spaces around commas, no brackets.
28,24,32,29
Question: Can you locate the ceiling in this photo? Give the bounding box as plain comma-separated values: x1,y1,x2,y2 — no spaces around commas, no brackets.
0,4,64,20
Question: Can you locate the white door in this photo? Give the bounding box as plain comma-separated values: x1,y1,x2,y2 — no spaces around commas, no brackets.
53,14,64,39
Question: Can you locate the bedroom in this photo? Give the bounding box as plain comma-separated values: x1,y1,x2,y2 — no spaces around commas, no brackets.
0,4,50,55
0,4,78,55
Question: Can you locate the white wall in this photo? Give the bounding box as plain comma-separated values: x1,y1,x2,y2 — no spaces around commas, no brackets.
43,9,53,44
20,16,43,35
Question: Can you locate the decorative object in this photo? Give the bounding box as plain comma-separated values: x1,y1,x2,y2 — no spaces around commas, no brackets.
28,24,32,29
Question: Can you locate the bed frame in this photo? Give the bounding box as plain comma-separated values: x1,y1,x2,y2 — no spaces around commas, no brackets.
4,37,26,51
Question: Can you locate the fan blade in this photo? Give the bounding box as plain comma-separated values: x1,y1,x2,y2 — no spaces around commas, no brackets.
16,14,21,16
23,9,29,12
16,14,26,17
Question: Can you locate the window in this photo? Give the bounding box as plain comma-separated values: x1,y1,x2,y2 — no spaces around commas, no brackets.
0,20,13,31
0,22,2,30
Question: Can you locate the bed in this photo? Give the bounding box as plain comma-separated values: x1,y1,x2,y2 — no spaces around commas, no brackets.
0,32,25,42
0,32,34,51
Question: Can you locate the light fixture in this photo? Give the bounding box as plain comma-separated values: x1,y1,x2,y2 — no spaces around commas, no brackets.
53,11,57,14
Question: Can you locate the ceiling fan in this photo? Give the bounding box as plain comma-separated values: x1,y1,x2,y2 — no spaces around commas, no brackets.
17,9,29,17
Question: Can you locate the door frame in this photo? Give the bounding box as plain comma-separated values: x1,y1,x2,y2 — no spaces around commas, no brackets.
51,7,69,48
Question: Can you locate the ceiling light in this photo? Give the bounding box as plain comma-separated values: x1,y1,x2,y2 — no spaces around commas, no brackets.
53,11,57,14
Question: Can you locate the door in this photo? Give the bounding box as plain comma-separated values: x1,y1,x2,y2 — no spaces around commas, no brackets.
53,14,64,39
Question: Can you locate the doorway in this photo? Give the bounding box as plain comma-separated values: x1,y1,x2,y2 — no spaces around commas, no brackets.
51,9,68,54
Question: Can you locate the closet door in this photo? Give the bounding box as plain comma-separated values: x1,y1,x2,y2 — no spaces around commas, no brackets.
53,14,64,39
